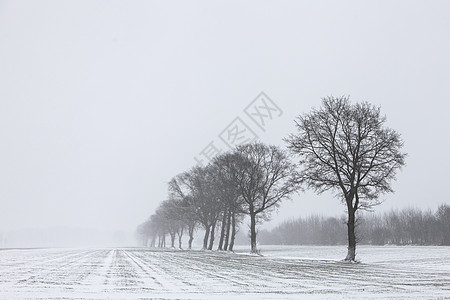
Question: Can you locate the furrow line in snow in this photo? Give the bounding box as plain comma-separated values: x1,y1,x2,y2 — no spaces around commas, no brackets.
123,249,185,292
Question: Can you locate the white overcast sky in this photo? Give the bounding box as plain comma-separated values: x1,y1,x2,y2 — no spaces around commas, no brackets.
0,0,449,233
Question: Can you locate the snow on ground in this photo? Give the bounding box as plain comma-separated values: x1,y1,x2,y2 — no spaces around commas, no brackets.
0,246,448,299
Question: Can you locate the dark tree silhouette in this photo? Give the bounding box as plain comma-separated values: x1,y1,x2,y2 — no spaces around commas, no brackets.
286,96,406,261
211,152,244,251
436,204,450,245
179,166,222,250
232,142,297,254
168,177,198,249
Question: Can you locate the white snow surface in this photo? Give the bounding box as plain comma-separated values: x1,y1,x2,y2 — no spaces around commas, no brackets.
0,246,448,299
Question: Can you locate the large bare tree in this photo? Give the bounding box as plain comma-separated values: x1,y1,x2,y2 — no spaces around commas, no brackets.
286,96,406,261
232,142,297,254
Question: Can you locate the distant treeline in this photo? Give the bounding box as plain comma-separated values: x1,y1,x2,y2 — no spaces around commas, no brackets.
259,204,450,246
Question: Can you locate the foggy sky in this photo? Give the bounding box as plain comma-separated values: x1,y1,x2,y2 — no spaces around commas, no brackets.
1,0,449,236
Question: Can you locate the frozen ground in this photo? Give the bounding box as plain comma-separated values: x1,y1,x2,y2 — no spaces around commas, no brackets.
0,246,448,299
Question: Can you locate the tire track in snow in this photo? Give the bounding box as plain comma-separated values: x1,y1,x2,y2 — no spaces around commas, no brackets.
171,251,320,290
79,249,114,293
123,249,189,292
139,250,252,289
154,251,279,289
121,250,164,288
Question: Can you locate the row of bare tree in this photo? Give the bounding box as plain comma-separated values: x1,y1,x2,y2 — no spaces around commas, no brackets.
259,205,450,246
360,205,450,245
137,143,298,253
259,215,347,245
138,96,407,261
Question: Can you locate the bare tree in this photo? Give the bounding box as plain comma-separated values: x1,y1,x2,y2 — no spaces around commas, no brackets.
286,96,406,261
157,200,183,248
232,142,297,254
436,204,450,245
145,213,167,248
168,177,198,249
211,152,244,251
180,166,222,250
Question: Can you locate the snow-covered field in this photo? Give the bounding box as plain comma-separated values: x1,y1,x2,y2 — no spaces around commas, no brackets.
0,246,448,299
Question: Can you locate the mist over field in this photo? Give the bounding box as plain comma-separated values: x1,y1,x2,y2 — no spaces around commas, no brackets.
1,1,450,247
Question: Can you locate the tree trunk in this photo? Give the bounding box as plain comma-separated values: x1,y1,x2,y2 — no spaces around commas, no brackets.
202,225,211,250
170,232,176,248
177,227,183,249
188,225,195,250
229,211,236,251
345,205,357,261
217,211,227,250
208,220,217,250
250,212,258,253
224,208,232,251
